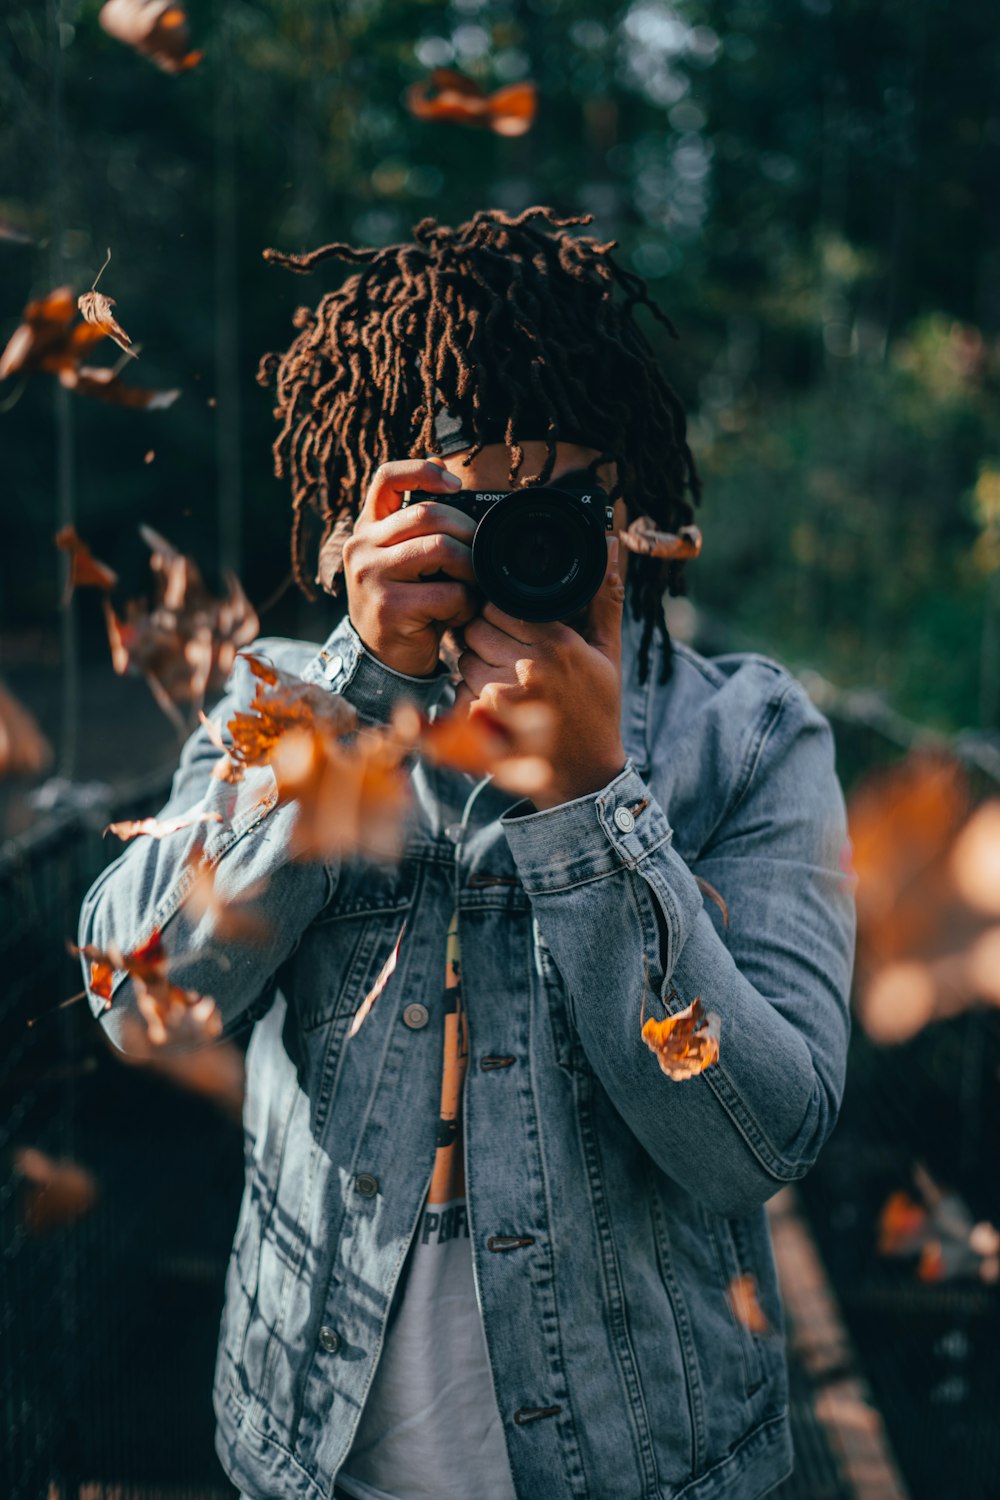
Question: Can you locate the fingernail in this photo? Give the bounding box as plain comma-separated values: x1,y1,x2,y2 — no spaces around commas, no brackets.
444,471,463,488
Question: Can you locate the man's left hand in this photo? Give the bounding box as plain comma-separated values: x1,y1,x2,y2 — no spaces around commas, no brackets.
454,537,628,810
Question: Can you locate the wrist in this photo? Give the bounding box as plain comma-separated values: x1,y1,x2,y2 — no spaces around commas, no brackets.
532,755,628,811
351,622,442,679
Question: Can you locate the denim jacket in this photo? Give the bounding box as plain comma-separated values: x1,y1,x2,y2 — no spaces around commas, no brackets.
79,604,855,1500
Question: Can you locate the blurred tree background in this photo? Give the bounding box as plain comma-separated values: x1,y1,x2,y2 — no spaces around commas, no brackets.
2,0,999,771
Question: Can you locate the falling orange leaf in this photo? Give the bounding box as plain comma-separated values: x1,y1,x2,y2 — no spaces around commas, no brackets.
414,698,554,798
75,926,220,1047
0,682,53,777
406,69,537,137
727,1274,770,1334
114,1014,245,1122
948,800,1000,916
54,524,119,596
181,859,273,946
877,1189,928,1255
226,654,411,861
58,363,180,409
100,530,259,730
14,1148,99,1235
620,517,703,562
76,247,136,358
640,995,721,1081
99,0,203,73
103,810,224,842
0,285,106,381
694,875,729,928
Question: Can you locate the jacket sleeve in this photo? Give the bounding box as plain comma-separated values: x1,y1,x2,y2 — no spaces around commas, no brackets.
500,679,856,1218
78,618,453,1055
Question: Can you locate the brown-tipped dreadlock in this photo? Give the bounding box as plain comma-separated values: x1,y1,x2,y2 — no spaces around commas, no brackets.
256,207,700,685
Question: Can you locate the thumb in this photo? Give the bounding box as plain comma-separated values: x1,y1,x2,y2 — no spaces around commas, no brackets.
582,536,625,656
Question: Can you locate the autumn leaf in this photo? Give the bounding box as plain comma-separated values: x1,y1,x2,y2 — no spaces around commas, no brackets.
876,1167,1000,1284
54,523,119,597
727,1274,770,1334
101,530,259,730
877,1190,928,1256
0,219,35,246
75,926,221,1047
0,285,105,381
99,0,204,74
640,995,721,1081
948,800,1000,916
76,247,136,358
413,698,554,798
0,681,53,777
406,69,537,137
620,517,703,562
14,1148,99,1235
226,654,410,861
103,810,223,842
58,362,180,409
181,859,273,947
113,1014,245,1123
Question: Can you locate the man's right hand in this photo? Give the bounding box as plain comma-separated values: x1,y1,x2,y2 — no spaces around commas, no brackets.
342,458,479,677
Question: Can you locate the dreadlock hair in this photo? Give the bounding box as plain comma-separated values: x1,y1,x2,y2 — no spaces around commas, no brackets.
256,206,700,685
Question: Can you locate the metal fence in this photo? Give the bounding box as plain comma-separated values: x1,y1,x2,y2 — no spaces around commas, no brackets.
0,771,242,1500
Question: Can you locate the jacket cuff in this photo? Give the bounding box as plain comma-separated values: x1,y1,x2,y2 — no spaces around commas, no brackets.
300,615,453,723
501,761,673,894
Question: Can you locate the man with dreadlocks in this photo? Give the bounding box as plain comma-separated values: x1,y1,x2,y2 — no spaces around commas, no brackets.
80,207,854,1500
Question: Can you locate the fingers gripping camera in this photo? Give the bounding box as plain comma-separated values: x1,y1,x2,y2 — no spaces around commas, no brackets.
403,482,616,622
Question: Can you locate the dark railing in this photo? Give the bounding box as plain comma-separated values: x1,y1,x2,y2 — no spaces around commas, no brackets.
2,672,998,1500
0,769,243,1500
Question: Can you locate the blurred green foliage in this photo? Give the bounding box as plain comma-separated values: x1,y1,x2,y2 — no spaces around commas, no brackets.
1,0,998,730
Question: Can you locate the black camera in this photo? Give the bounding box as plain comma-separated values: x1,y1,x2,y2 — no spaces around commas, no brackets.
402,480,615,622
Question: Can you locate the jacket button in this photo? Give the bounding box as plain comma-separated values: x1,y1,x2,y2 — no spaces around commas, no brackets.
355,1172,379,1197
613,806,635,833
318,1325,340,1353
403,1003,429,1029
323,653,344,682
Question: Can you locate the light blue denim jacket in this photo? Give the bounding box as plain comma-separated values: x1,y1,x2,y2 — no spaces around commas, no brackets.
79,604,855,1500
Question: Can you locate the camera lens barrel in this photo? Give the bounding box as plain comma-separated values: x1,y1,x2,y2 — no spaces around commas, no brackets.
404,484,614,622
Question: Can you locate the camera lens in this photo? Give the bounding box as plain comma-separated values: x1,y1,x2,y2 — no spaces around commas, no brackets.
471,487,607,621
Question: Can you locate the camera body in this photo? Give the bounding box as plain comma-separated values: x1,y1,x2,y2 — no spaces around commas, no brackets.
403,482,615,622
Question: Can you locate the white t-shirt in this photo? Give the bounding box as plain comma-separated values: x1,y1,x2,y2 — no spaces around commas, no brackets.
337,913,517,1500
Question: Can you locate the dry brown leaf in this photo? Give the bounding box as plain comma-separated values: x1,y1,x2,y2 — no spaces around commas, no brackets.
101,531,259,729
0,682,53,777
727,1273,770,1334
54,523,119,596
182,860,273,946
14,1148,99,1234
77,291,134,357
74,926,220,1047
406,69,537,136
58,363,180,409
99,0,204,74
103,810,223,842
620,517,703,561
0,285,106,381
640,995,721,1081
948,800,1000,916
114,1015,245,1122
226,654,411,861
